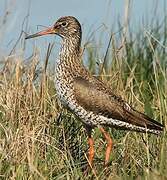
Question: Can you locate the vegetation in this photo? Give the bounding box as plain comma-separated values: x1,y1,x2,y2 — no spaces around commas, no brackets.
0,3,167,180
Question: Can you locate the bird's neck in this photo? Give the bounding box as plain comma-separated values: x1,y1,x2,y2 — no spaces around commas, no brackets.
59,37,81,63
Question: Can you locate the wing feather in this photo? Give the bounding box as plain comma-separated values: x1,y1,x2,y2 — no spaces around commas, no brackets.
73,77,164,131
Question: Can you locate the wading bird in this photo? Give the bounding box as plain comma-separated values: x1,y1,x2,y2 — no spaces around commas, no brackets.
26,16,164,167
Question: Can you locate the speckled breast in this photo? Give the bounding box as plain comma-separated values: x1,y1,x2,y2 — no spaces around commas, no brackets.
54,61,99,127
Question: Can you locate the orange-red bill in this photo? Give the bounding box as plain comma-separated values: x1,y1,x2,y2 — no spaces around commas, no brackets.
25,27,55,39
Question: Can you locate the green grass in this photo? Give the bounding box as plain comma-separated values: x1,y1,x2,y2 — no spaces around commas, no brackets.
0,9,167,180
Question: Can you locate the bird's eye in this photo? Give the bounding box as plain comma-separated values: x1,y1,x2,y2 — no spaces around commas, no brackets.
61,22,67,27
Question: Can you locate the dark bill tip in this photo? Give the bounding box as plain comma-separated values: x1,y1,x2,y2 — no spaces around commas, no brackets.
25,33,42,40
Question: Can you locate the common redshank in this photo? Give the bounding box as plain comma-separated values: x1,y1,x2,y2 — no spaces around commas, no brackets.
26,16,164,167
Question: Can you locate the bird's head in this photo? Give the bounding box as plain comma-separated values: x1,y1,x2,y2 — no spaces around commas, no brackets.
25,16,82,40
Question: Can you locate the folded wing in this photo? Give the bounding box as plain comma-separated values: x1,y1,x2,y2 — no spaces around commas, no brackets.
73,77,164,132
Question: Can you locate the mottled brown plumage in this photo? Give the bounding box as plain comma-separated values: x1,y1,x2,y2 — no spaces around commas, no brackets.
73,76,163,132
26,16,164,166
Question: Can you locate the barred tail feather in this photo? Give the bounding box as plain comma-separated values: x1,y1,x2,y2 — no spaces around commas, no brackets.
102,110,164,135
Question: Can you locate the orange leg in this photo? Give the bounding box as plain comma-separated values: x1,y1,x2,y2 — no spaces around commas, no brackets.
99,127,113,166
87,136,95,167
84,130,97,176
85,127,95,167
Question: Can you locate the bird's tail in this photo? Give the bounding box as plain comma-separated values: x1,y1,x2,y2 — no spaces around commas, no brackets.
106,108,164,135
121,108,164,134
